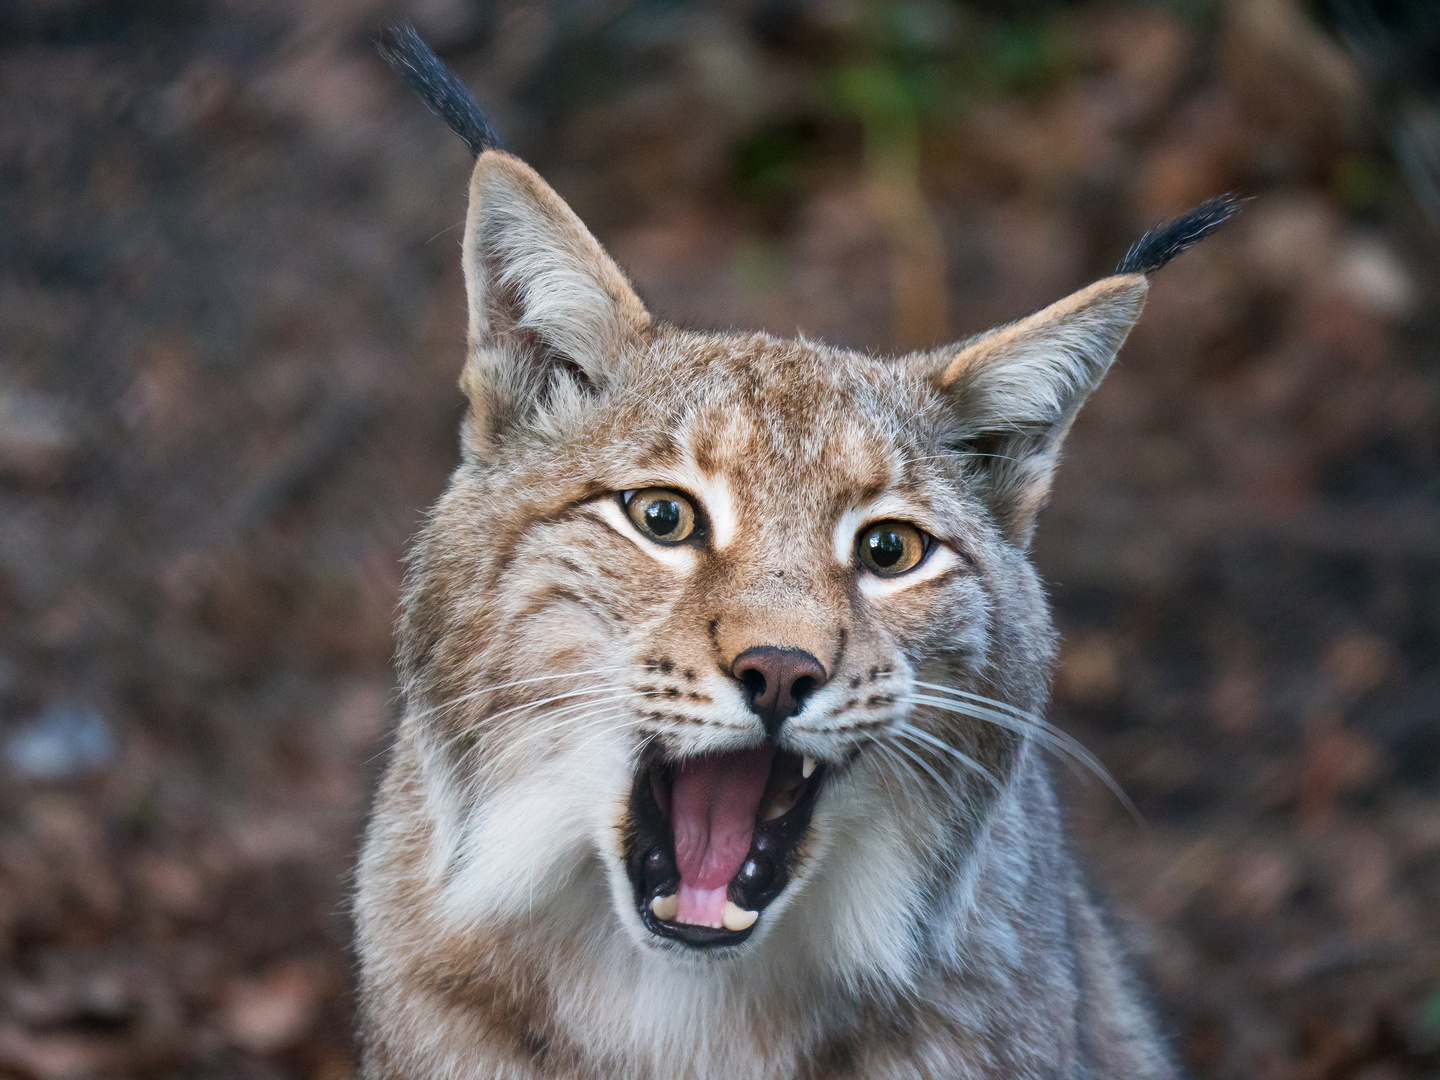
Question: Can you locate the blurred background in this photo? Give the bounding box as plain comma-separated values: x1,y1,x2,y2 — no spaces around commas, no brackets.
1,0,1438,1077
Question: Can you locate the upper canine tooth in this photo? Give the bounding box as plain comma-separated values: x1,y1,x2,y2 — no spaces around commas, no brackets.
651,893,679,921
801,755,817,779
722,901,758,932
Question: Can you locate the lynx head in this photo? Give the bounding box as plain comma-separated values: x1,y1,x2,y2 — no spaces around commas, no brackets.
379,27,1237,978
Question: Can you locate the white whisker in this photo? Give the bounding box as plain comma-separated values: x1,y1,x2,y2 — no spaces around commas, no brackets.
911,687,1105,779
860,734,907,810
459,690,657,763
410,665,631,727
914,682,1086,750
887,736,950,791
895,722,1001,791
910,684,1141,821
427,683,639,759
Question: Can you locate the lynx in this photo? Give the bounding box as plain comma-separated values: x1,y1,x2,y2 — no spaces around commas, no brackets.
356,26,1238,1080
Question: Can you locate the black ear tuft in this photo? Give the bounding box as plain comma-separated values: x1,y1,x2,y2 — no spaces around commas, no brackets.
1116,193,1245,275
377,23,503,157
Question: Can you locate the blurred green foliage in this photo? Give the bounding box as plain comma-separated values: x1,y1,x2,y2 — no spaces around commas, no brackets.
1422,984,1440,1036
1330,152,1391,216
732,0,1090,213
824,0,1084,127
732,120,824,212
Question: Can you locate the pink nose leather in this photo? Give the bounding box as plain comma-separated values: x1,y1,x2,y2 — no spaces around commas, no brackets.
731,646,829,735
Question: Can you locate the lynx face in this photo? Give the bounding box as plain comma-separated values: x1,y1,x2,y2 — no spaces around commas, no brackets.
392,149,1148,966
409,329,1013,956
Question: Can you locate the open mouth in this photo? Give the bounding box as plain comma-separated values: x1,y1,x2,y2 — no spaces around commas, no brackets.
624,742,825,948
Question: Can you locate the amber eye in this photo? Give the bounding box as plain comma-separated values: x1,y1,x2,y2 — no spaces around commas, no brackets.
856,521,929,576
624,488,697,544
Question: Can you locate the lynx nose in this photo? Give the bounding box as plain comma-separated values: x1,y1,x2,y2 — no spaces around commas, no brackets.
731,647,829,736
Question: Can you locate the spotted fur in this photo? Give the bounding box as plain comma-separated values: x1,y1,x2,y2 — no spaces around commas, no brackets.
355,110,1227,1074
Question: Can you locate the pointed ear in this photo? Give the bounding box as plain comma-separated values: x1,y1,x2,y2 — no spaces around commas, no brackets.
459,150,651,459
930,274,1149,546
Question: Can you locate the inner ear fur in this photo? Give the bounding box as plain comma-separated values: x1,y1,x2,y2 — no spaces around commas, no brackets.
460,150,651,458
932,273,1149,546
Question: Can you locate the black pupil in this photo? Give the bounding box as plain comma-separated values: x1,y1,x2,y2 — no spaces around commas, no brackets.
868,528,906,567
645,499,682,537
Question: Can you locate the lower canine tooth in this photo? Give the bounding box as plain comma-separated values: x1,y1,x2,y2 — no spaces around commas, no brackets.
651,893,679,921
764,791,797,820
722,901,758,932
802,755,816,779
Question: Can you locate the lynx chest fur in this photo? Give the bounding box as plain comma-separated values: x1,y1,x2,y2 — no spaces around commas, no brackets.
356,27,1238,1080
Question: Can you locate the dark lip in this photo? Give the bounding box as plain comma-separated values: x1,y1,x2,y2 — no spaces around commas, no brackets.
623,743,827,950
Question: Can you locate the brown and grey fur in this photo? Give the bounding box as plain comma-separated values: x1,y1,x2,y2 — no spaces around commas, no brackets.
357,28,1236,1080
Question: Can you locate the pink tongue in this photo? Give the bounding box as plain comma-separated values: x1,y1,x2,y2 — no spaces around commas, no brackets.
670,746,775,892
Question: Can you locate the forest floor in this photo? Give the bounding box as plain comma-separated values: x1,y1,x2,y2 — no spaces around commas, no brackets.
1,1,1438,1078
